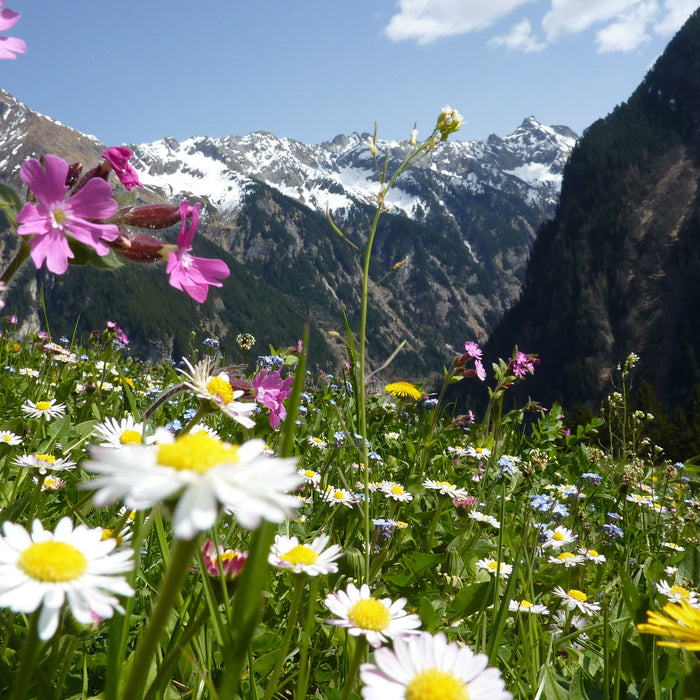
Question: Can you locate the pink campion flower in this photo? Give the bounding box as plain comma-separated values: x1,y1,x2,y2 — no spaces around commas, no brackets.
16,155,119,274
463,341,482,360
510,351,540,379
474,358,486,381
0,2,26,60
102,147,142,191
165,201,230,302
253,368,294,428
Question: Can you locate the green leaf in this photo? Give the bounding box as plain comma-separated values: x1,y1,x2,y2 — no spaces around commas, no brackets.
446,581,490,618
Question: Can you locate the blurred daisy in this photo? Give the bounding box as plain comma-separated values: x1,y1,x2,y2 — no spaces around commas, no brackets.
83,433,301,540
476,558,513,578
324,582,421,648
179,357,256,428
553,587,601,616
33,474,65,491
307,436,327,449
0,517,134,640
21,398,66,420
466,445,492,459
18,367,40,377
297,468,321,487
548,552,585,568
423,479,469,499
0,430,21,446
15,453,76,473
379,481,413,502
468,511,501,528
509,599,549,615
269,533,341,576
202,539,247,579
385,431,400,441
578,547,606,564
92,415,151,448
542,525,577,550
359,631,512,699
663,541,686,552
656,580,700,606
322,486,356,507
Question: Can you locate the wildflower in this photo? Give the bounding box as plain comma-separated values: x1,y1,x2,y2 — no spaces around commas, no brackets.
16,155,119,274
179,356,256,428
201,539,247,579
252,368,293,428
656,581,700,606
0,430,21,445
21,397,66,420
324,582,421,648
548,552,585,568
236,332,256,350
0,517,134,640
101,146,141,191
638,598,700,649
379,481,413,502
578,547,606,564
384,381,422,401
321,486,356,507
298,468,321,487
497,455,519,475
468,511,501,529
83,432,301,540
581,472,602,486
509,599,549,615
553,587,601,616
453,495,479,515
530,493,569,518
92,415,150,448
14,453,76,473
423,479,469,499
476,558,513,578
269,533,342,576
0,2,25,59
164,201,230,302
663,541,686,552
541,525,577,550
466,445,492,460
509,351,540,379
33,474,65,490
359,631,512,699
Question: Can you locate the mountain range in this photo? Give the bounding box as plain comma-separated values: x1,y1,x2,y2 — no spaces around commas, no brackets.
0,88,575,383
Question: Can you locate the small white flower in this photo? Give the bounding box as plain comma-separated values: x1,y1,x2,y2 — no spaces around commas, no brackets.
0,517,134,640
465,445,491,459
548,552,585,568
422,479,469,499
268,533,342,576
476,558,513,578
468,511,501,529
21,398,66,420
324,582,421,648
297,468,321,487
321,486,356,507
359,631,512,699
508,599,549,615
541,525,577,550
18,368,40,377
0,430,22,446
553,586,601,616
92,415,152,448
662,541,685,552
379,481,413,502
307,436,327,449
14,453,76,474
656,580,700,606
578,547,606,564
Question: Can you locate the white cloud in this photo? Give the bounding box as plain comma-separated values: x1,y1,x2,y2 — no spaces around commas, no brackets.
595,1,657,52
542,0,645,41
488,19,547,52
383,0,535,44
654,0,698,35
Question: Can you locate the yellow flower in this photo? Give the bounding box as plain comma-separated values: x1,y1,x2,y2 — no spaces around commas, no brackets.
637,599,700,649
384,381,422,401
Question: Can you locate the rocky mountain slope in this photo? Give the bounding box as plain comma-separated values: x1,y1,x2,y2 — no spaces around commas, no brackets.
0,89,575,381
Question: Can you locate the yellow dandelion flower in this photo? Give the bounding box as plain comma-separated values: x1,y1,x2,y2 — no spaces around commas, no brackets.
638,599,700,650
384,381,422,401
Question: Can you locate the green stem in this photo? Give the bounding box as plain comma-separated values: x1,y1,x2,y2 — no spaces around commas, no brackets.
295,576,320,700
262,575,306,700
0,241,31,286
120,535,200,700
340,636,367,700
427,496,447,551
10,609,42,700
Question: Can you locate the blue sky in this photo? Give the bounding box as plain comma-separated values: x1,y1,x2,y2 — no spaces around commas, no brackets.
1,1,696,146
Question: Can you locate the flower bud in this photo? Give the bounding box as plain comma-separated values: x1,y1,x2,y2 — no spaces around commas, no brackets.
111,204,181,230
110,232,167,263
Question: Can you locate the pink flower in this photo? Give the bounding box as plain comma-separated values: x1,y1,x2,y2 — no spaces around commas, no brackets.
253,368,294,428
102,147,142,191
201,539,247,579
510,351,540,379
0,2,25,60
165,201,230,303
474,358,486,381
463,341,482,360
16,155,119,274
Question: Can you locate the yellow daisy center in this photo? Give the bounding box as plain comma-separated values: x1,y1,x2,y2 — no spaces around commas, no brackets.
18,541,88,582
406,668,469,700
34,454,56,464
519,600,532,608
436,481,452,488
487,561,499,570
568,589,587,602
157,432,238,473
206,375,234,404
303,470,316,478
119,429,142,445
588,549,599,557
281,544,318,566
552,531,564,541
671,585,691,598
35,401,52,411
558,552,576,560
347,597,392,631
390,485,405,495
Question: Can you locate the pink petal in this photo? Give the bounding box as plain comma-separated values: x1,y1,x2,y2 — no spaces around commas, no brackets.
0,7,20,31
20,155,69,206
0,35,25,58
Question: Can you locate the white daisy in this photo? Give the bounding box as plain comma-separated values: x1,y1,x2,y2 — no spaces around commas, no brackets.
179,357,256,429
468,511,501,528
33,474,66,491
662,541,686,552
297,468,321,487
465,445,492,459
14,453,76,473
92,415,152,448
307,436,327,449
552,586,601,616
21,398,66,420
508,599,549,615
0,517,134,640
82,432,302,540
379,481,413,502
359,631,512,699
476,558,513,578
656,580,700,606
268,533,342,576
324,582,421,648
541,525,577,550
18,368,40,377
321,486,356,507
0,430,22,446
578,547,606,564
548,552,585,568
422,479,469,499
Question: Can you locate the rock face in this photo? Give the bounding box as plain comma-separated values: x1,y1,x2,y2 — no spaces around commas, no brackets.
481,8,700,411
0,89,576,381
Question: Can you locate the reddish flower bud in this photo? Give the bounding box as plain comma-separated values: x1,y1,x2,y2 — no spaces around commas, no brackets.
112,204,182,230
110,232,166,263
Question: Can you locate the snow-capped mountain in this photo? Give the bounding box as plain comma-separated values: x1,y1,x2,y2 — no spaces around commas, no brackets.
0,88,577,382
130,117,576,221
